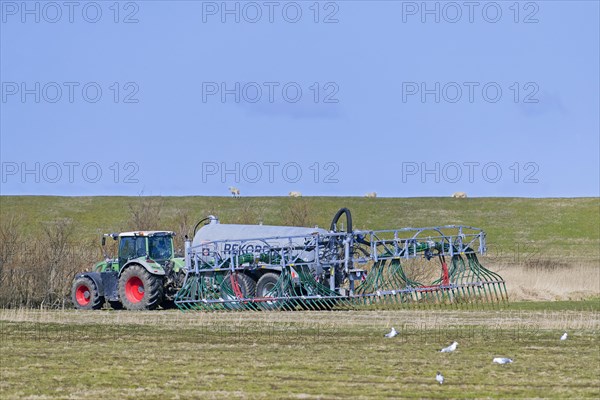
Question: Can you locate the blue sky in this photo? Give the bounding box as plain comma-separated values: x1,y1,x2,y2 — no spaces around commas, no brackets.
1,0,598,197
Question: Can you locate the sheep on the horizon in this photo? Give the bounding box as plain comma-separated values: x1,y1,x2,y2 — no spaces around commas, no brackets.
452,192,467,198
228,187,240,197
365,192,377,198
289,191,302,197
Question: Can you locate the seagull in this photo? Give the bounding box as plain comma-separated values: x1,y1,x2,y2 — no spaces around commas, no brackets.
440,341,458,353
493,357,513,364
436,372,444,385
560,332,568,341
384,327,398,338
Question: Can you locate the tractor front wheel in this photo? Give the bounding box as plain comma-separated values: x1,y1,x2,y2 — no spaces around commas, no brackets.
118,265,164,310
71,276,104,310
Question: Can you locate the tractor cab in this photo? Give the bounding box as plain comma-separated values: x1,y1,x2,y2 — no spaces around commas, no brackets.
96,231,176,272
116,231,174,267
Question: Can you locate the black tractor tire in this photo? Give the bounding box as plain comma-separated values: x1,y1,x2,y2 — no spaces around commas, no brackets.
255,272,285,310
71,276,104,310
118,265,164,310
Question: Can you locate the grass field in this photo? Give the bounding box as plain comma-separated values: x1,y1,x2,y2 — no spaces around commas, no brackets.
1,303,599,399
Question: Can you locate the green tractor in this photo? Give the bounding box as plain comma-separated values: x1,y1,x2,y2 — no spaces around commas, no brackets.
71,231,186,310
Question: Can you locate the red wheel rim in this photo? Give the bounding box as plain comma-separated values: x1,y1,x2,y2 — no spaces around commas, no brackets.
75,284,91,306
125,276,145,303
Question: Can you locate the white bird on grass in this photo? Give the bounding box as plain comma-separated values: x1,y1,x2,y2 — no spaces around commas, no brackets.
384,327,398,338
560,332,568,341
436,372,444,385
493,357,513,364
440,341,458,353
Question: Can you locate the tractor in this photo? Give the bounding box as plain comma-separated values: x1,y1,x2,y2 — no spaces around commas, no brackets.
71,231,186,310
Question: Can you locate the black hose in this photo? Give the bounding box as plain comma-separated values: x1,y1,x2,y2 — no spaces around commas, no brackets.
330,207,352,233
330,207,372,247
193,216,212,236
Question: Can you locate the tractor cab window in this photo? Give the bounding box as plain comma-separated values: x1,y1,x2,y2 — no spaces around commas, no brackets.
149,235,172,261
119,236,146,266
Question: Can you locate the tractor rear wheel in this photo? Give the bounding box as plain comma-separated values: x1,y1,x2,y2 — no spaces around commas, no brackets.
118,265,164,310
71,276,104,310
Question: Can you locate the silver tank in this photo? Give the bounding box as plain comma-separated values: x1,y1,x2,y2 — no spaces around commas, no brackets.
192,217,328,262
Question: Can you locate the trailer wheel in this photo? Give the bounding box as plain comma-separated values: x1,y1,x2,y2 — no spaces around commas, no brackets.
256,273,284,310
221,273,256,299
118,265,164,310
71,276,104,310
220,274,256,310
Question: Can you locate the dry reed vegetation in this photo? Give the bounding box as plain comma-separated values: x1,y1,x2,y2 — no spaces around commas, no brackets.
500,262,600,301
